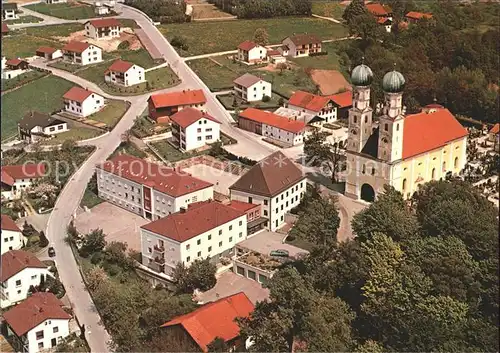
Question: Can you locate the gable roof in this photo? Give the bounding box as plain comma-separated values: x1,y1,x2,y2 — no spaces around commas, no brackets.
239,108,305,134
63,86,96,103
288,91,332,112
170,107,220,129
36,46,58,54
85,18,121,28
238,40,260,51
328,90,352,108
3,292,71,337
96,154,213,197
405,11,432,20
377,17,392,24
0,250,47,282
5,58,28,67
1,163,46,186
161,292,254,352
233,73,263,88
106,59,135,73
141,200,244,243
149,89,206,109
62,41,93,53
366,3,391,16
1,214,21,232
19,111,66,131
286,34,321,46
489,123,499,135
3,3,17,11
230,151,305,197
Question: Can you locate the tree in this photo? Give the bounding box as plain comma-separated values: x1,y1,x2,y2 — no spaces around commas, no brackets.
85,265,109,292
170,36,189,50
253,28,269,46
304,129,344,182
61,139,77,153
55,334,88,352
349,12,383,41
80,228,107,257
208,140,226,157
39,275,65,298
342,0,366,24
207,337,228,352
173,258,216,293
103,241,135,271
276,62,287,75
39,231,49,247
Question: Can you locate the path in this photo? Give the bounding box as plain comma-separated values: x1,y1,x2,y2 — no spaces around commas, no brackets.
312,13,342,24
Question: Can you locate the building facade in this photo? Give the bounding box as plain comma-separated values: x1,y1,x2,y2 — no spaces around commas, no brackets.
63,87,105,117
18,111,68,143
104,59,145,87
237,40,268,65
61,41,102,66
281,34,321,58
148,89,207,123
85,18,121,40
2,3,18,20
1,215,24,255
1,164,46,200
35,46,63,60
288,90,338,125
170,107,221,152
233,73,272,102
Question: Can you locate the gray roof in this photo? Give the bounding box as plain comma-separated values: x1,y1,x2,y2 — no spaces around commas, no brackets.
3,3,18,11
233,73,262,88
18,111,66,131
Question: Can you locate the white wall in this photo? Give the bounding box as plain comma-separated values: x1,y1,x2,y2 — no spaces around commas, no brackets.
1,177,40,201
64,45,102,66
239,81,272,102
25,318,70,353
85,23,120,40
39,122,68,136
262,124,303,146
0,268,51,308
65,93,104,117
287,103,337,124
181,118,220,151
1,229,24,255
105,65,145,87
2,69,29,80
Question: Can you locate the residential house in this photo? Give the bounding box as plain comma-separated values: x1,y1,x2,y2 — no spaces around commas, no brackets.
96,154,214,221
233,73,272,103
35,47,62,61
281,34,321,58
2,58,30,80
84,18,121,40
405,11,432,24
140,200,247,276
61,41,102,66
488,123,499,152
229,151,307,231
63,86,105,117
2,3,18,20
1,164,46,201
366,3,393,32
236,40,267,65
288,90,339,124
1,215,24,255
378,17,393,32
148,89,207,123
170,107,221,152
329,90,353,119
3,292,71,353
2,23,9,36
104,59,145,87
18,111,68,144
0,250,51,308
95,4,110,15
45,0,68,3
161,292,254,352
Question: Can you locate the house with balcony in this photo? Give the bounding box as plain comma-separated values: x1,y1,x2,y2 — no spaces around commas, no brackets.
1,163,46,201
170,107,220,152
104,59,145,87
224,200,265,235
61,41,102,66
96,154,214,221
84,18,121,40
236,40,267,65
2,3,18,20
148,89,207,123
233,73,272,103
18,111,68,144
281,34,321,58
1,215,24,255
63,86,104,117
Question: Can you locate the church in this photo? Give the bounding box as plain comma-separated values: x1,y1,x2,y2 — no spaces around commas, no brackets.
344,63,468,201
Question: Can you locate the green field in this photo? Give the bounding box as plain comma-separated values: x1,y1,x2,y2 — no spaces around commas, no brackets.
48,61,82,73
311,1,345,19
5,15,43,24
159,17,348,56
90,100,129,127
43,125,102,145
2,34,61,59
26,23,84,38
1,75,75,139
150,140,208,162
1,70,48,91
25,2,101,20
289,41,346,71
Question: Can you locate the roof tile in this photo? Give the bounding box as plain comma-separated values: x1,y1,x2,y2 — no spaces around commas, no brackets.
1,214,21,232
237,40,259,51
107,59,135,73
288,91,333,112
328,90,353,108
233,73,263,88
86,18,121,28
149,89,206,109
63,86,96,103
1,163,46,186
239,108,305,134
62,41,92,53
0,250,47,282
170,107,220,129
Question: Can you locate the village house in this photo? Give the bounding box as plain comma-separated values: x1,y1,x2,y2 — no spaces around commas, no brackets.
229,151,307,231
95,4,111,15
96,154,214,221
35,47,63,61
236,40,267,65
63,86,105,117
281,34,322,58
1,163,46,201
170,107,221,152
238,108,306,147
84,18,121,40
266,49,286,64
287,90,339,124
0,250,51,308
61,41,102,66
488,123,499,152
405,11,433,24
18,111,68,144
2,58,30,80
104,59,145,87
2,3,18,20
1,215,24,255
2,23,10,36
233,73,272,103
366,3,393,32
329,90,353,119
3,292,71,353
148,89,207,123
161,292,254,352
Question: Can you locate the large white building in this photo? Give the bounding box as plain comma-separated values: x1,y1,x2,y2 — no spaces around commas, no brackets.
140,200,247,276
1,163,46,201
61,41,102,66
170,107,221,152
0,250,51,308
236,40,267,65
84,18,121,40
287,90,338,125
3,292,71,353
96,154,214,221
230,151,307,231
18,111,68,144
1,215,24,255
63,87,105,117
233,73,272,103
104,59,145,87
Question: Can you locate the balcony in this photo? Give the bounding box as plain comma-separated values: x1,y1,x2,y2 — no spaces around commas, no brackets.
154,256,165,265
153,245,165,255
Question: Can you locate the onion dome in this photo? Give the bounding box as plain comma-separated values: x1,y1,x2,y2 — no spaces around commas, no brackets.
351,62,373,87
382,67,405,93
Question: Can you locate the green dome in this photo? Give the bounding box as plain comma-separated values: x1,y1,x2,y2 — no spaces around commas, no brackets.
382,70,405,93
351,64,373,86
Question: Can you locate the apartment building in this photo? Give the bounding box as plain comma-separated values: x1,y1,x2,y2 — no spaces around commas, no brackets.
233,73,272,103
84,18,121,40
170,107,221,152
63,87,105,117
61,41,102,66
1,215,24,255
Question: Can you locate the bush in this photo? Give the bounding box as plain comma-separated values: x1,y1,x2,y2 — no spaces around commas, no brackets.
309,51,328,57
262,95,271,102
39,231,49,247
91,252,104,265
118,40,130,50
170,36,189,51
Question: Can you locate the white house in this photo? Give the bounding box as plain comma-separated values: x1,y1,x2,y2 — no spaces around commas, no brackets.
104,59,145,87
84,18,121,40
233,73,272,103
35,46,63,61
237,40,267,65
2,58,30,80
1,163,46,201
170,107,221,152
95,5,110,15
63,86,105,117
18,111,68,144
45,0,67,3
61,41,102,66
96,154,214,221
230,151,307,231
1,215,24,255
281,34,322,58
140,200,247,276
3,292,71,353
288,90,338,124
0,250,51,308
2,3,18,20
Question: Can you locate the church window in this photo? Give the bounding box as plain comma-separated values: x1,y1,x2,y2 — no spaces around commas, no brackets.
351,129,357,135
454,157,459,168
353,116,357,124
384,123,388,131
402,178,407,191
382,137,388,144
362,165,366,174
432,168,436,179
364,116,368,123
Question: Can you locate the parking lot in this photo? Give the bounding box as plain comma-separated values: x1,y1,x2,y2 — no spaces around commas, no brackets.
238,230,310,258
182,164,241,196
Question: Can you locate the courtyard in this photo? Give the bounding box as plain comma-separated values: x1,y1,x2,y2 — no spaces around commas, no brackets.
181,163,242,196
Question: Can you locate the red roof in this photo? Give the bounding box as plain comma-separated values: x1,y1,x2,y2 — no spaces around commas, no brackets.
328,90,352,108
36,46,58,54
107,59,134,73
170,107,220,129
489,123,499,135
86,18,121,28
97,154,213,197
161,292,254,352
3,292,71,336
62,41,91,53
239,108,306,134
63,86,96,103
377,17,391,24
267,49,280,56
366,3,390,16
2,23,9,34
149,89,206,109
238,40,259,51
402,108,468,159
288,91,332,112
405,11,432,20
226,200,260,213
1,214,21,232
0,250,47,282
5,58,27,66
1,163,46,186
141,200,245,242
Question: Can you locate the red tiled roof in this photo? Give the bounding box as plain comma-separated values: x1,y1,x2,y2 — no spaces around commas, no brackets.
402,108,468,159
226,200,260,213
267,49,280,56
377,16,391,24
86,18,121,28
161,292,254,352
405,11,432,20
328,90,352,108
3,293,71,337
2,23,9,34
0,250,47,282
149,89,206,109
96,154,213,197
1,214,21,232
141,200,245,242
238,40,259,51
36,46,58,54
489,123,499,135
62,41,91,53
106,59,134,73
288,91,332,112
239,108,305,134
63,87,96,103
5,58,26,66
1,163,46,186
170,107,220,129
366,3,390,16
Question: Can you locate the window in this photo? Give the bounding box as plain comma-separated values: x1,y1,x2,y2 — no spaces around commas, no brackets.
239,220,243,226
197,136,202,141
264,199,268,205
197,239,201,245
229,225,233,231
53,327,59,334
186,256,190,262
248,197,253,203
442,161,446,171
199,120,202,124
454,157,459,168
259,274,268,284
36,331,44,340
371,168,375,176
208,234,212,240
15,280,21,287
248,270,256,281
275,208,278,214
229,237,233,242
38,342,44,349
197,251,201,257
219,241,223,247
281,205,283,210
384,123,388,131
353,116,357,124
208,246,212,252
206,128,212,132
186,244,190,250
207,135,212,140
432,168,436,179
364,116,368,123
396,124,399,131
218,230,222,235
281,194,284,200
237,266,245,275
197,128,202,133
239,232,243,238
31,275,37,280
264,210,268,216
362,164,366,174
402,178,407,191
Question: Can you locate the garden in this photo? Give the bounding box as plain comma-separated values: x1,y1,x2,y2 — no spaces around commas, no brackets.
25,2,108,20
4,15,43,24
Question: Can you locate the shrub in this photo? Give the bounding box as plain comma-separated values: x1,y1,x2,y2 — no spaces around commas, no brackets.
262,95,271,102
309,51,328,57
118,40,130,50
91,252,104,265
170,36,189,51
39,231,49,247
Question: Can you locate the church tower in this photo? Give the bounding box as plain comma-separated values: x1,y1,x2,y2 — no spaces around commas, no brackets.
377,67,406,162
346,61,374,153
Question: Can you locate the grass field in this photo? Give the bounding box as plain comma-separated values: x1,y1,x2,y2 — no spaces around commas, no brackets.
1,70,48,91
25,2,100,20
5,15,43,24
150,140,208,162
1,75,75,139
90,100,129,127
48,61,82,73
2,34,61,59
160,17,348,56
289,41,346,71
80,188,103,209
26,23,84,38
117,49,157,69
311,1,345,19
43,125,102,145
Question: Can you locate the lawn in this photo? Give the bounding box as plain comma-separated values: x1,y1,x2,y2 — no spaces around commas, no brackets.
1,75,75,140
42,125,102,145
26,23,84,39
311,1,345,19
1,70,48,91
159,17,348,56
90,100,129,127
25,2,101,20
110,140,147,159
1,34,61,59
5,15,43,24
118,48,157,69
150,140,208,162
48,61,82,73
80,189,103,209
218,93,282,110
289,41,344,71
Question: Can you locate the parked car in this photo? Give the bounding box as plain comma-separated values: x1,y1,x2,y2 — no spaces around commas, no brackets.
269,249,289,257
48,246,56,257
